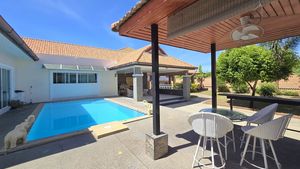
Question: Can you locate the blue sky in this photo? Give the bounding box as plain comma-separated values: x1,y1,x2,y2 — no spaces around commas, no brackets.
0,0,298,72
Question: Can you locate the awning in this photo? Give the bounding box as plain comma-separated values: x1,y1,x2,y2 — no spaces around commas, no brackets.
43,64,105,71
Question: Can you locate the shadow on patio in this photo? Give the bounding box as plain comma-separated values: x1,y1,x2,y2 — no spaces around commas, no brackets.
0,133,97,169
169,125,300,169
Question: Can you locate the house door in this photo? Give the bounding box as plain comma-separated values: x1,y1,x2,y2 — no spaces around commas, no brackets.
0,68,10,109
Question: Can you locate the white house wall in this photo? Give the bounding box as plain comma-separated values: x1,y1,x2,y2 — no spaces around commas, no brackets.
98,70,118,97
0,50,50,103
49,70,118,100
0,48,118,104
15,59,50,103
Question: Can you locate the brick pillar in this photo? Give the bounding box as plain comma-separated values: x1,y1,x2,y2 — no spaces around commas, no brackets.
183,75,191,100
132,73,143,101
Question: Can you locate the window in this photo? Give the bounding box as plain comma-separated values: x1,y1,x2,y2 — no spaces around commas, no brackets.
54,73,76,84
53,72,97,84
78,73,88,83
88,73,97,83
66,73,77,83
53,73,65,84
70,73,77,83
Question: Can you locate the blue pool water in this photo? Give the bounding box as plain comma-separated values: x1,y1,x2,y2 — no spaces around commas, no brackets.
27,99,144,141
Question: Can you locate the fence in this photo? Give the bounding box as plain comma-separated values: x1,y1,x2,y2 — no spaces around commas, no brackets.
159,84,173,89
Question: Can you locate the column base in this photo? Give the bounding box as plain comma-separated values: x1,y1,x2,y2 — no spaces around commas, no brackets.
145,132,168,160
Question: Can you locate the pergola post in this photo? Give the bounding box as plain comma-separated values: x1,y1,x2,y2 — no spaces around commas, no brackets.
151,24,160,135
211,43,217,109
145,23,168,160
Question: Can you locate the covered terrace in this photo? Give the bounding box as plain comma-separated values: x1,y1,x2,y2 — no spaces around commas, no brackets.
111,0,300,166
109,45,196,102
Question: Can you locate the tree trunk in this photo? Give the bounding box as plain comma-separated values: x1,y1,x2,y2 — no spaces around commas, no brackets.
249,81,258,109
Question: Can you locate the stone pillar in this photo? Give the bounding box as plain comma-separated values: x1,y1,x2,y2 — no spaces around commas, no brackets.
146,132,168,160
132,73,143,101
183,75,191,100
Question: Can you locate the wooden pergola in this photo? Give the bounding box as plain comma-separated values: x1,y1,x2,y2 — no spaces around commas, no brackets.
112,0,300,136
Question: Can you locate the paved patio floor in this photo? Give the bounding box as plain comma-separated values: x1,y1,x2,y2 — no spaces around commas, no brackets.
0,97,300,169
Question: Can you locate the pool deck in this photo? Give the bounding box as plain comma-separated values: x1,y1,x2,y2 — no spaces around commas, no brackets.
1,97,300,169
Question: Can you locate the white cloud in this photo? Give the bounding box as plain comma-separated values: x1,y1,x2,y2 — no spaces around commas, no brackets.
33,0,84,23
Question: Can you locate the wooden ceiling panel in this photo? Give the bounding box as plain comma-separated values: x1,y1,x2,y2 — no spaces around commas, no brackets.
290,0,300,14
279,0,294,15
117,0,300,53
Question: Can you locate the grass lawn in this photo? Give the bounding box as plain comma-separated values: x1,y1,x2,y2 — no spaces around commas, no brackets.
193,90,300,116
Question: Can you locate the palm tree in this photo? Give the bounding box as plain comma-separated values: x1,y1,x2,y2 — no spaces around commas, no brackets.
194,65,209,90
261,37,300,79
262,37,299,58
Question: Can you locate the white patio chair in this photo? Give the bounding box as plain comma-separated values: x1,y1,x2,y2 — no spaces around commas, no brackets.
240,103,278,148
240,114,292,169
189,112,233,169
200,108,236,160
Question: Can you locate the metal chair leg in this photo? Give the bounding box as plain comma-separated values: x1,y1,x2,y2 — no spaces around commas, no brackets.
240,133,245,148
269,140,281,169
216,138,225,166
203,136,207,158
192,136,202,169
210,137,215,168
224,134,228,160
240,122,250,149
232,130,236,152
252,137,256,160
240,135,251,166
260,138,268,169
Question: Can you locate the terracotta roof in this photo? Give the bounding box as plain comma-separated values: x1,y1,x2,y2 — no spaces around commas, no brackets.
118,47,135,52
111,0,150,32
23,38,122,61
23,38,196,70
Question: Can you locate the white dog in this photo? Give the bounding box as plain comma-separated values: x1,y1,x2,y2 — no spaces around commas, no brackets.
4,123,27,150
143,100,153,116
4,115,35,150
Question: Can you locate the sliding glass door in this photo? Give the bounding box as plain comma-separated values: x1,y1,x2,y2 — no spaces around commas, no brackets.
0,68,10,109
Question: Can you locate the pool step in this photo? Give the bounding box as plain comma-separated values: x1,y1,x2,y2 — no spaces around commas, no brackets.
89,122,128,139
147,96,184,103
160,98,187,106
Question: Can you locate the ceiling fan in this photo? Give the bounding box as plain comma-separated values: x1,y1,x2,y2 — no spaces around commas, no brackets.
231,15,264,41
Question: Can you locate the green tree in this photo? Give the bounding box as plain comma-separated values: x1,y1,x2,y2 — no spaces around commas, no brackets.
217,45,297,97
194,65,209,89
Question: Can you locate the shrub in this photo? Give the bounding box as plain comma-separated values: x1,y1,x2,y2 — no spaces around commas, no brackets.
276,90,299,96
218,83,230,92
9,100,24,109
232,83,249,93
173,83,183,89
257,83,277,96
190,83,199,92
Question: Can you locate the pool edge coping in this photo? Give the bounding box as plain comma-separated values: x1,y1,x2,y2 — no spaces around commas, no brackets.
0,98,151,155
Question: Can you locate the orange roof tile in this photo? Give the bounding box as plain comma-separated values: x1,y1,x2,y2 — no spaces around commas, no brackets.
23,38,196,70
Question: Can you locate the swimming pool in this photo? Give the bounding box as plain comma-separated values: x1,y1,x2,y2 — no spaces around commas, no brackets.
27,99,144,141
